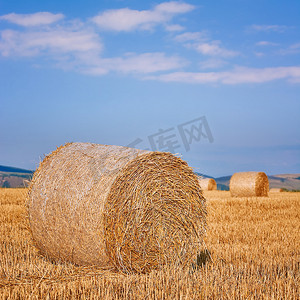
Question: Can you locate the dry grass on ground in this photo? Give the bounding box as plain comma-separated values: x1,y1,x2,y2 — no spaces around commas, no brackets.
0,189,299,299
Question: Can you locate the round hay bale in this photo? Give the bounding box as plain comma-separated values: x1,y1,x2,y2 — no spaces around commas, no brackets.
230,171,269,197
28,142,206,273
269,188,284,193
198,178,217,191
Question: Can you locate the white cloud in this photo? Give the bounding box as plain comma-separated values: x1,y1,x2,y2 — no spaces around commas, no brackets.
0,12,64,27
0,9,187,77
91,1,194,32
174,31,206,42
0,25,185,75
290,43,300,50
165,24,185,32
155,1,194,14
290,43,300,49
250,24,289,33
174,31,238,58
0,29,102,57
92,8,161,31
254,52,265,57
279,42,300,55
199,58,227,70
145,66,300,84
194,41,238,57
2,8,297,85
85,52,187,75
256,41,279,46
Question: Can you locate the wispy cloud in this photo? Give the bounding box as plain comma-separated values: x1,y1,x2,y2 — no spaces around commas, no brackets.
146,66,300,84
0,7,299,86
175,31,239,58
256,41,279,46
0,23,185,75
0,12,64,27
91,1,194,32
0,6,192,76
165,24,185,32
279,42,300,55
194,41,238,57
85,52,187,75
174,31,206,42
250,24,289,33
254,52,265,57
0,28,102,57
199,58,227,70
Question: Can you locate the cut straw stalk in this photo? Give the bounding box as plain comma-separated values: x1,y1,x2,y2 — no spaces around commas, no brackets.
28,143,206,273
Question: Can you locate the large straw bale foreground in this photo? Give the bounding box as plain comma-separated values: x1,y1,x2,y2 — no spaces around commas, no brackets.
198,178,217,191
230,171,269,197
28,142,206,273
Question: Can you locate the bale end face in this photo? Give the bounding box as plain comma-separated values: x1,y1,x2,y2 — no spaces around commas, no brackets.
104,152,207,273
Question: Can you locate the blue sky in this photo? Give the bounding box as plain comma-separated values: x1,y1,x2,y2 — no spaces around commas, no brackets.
0,0,299,177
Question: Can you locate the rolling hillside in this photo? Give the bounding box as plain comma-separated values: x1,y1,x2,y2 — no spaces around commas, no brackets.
0,165,34,174
267,174,300,190
0,165,33,188
1,165,299,190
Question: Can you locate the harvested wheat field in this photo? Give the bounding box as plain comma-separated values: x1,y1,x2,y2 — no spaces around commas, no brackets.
0,188,299,299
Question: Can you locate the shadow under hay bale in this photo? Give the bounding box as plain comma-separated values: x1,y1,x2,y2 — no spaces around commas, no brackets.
28,142,207,273
190,249,212,272
198,178,217,191
196,249,212,267
230,171,269,197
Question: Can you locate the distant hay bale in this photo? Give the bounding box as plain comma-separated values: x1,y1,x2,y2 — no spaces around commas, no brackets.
269,188,284,193
28,142,206,273
230,171,269,197
198,178,217,191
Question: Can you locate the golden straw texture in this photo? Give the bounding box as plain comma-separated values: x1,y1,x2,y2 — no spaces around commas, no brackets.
28,143,206,273
198,178,217,191
230,171,269,197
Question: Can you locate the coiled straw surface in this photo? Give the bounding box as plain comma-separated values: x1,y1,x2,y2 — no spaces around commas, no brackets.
198,178,217,191
230,171,269,197
28,143,206,273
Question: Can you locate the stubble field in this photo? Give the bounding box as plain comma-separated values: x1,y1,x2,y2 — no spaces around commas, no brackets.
0,188,299,299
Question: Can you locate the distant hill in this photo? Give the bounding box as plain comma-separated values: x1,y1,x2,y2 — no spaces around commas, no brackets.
1,164,299,190
0,165,34,174
268,174,300,190
0,165,34,188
